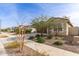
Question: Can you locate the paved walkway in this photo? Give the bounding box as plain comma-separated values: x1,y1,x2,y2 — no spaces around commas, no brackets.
25,40,79,56
0,42,8,56
0,33,10,56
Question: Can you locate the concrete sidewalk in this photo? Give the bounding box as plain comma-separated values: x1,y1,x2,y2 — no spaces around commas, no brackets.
0,42,8,56
25,40,79,56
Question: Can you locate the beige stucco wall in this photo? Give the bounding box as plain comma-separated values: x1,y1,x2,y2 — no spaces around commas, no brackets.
51,23,66,36
66,23,72,35
51,23,72,36
50,19,73,36
69,27,79,36
57,23,72,36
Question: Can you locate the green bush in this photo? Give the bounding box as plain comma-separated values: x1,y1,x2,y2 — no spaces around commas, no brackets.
14,28,19,34
28,36,35,40
35,34,47,37
47,34,53,39
14,28,32,34
53,41,63,45
36,36,45,43
25,29,32,33
35,34,41,37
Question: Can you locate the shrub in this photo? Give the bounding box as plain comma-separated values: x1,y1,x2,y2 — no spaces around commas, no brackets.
14,28,19,34
35,34,41,37
4,41,20,48
36,36,45,43
14,28,32,34
35,34,46,37
53,41,63,45
47,34,53,39
28,36,35,40
25,29,32,34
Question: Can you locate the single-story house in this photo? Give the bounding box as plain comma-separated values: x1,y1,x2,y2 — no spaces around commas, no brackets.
48,17,73,36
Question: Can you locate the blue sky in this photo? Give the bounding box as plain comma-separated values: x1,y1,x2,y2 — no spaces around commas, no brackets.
0,3,79,28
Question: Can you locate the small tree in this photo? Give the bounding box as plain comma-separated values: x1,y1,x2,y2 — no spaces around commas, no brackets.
32,16,48,36
15,16,27,55
18,25,26,52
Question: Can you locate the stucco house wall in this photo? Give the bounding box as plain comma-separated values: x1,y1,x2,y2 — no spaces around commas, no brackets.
49,17,73,36
69,27,79,36
66,23,72,35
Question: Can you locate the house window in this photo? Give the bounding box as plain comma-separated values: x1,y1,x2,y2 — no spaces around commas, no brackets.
53,23,63,31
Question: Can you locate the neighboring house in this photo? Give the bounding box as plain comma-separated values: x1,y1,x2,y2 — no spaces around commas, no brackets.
20,25,37,33
31,28,37,33
48,17,73,36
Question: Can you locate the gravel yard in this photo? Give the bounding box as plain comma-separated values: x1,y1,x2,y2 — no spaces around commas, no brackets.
54,44,79,54
5,45,42,56
44,37,79,54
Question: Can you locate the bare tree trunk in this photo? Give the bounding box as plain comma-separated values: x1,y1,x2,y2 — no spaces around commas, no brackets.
15,16,27,55
18,27,25,55
21,29,25,55
17,26,21,52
